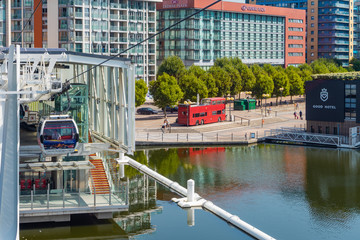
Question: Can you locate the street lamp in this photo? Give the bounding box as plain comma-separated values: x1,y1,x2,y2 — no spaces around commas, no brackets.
279,87,284,105
262,93,270,117
245,91,252,112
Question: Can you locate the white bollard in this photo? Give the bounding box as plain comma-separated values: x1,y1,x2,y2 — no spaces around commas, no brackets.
187,179,195,202
187,208,195,226
120,164,125,179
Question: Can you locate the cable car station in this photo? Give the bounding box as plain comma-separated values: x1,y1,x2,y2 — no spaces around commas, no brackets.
0,46,135,236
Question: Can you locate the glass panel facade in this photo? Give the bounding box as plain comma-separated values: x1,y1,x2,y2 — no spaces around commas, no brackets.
345,84,356,120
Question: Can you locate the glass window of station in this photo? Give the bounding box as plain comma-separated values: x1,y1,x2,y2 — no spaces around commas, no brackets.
345,84,356,120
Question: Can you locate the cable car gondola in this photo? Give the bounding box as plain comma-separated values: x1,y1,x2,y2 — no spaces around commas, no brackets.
37,115,79,156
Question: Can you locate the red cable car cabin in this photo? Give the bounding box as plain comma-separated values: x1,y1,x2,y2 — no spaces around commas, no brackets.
177,97,226,126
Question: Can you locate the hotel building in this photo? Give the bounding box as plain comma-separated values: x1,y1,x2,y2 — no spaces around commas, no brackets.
156,0,306,69
0,0,160,83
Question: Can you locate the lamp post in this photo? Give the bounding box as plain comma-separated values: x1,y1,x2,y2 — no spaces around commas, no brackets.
262,93,270,117
245,91,252,112
279,87,284,105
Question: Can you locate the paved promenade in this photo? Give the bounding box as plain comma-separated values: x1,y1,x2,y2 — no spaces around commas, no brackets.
135,96,306,145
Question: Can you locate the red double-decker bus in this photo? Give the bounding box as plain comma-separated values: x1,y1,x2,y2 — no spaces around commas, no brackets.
177,97,226,126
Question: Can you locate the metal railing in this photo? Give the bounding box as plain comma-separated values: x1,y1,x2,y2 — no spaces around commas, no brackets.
264,128,346,147
20,186,127,211
136,131,264,143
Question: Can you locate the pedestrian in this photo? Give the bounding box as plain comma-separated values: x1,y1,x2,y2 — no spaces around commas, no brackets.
296,103,299,110
245,133,247,140
299,110,303,120
294,111,297,119
268,107,271,116
262,119,264,127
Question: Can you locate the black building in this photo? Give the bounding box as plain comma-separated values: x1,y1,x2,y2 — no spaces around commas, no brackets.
305,73,360,136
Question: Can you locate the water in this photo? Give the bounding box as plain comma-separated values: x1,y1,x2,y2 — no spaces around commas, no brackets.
20,144,360,240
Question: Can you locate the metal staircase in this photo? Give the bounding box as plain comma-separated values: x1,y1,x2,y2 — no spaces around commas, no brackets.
89,157,110,195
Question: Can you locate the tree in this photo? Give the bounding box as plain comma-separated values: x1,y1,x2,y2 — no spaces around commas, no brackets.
214,57,232,68
238,64,256,91
157,56,186,81
263,64,278,78
187,65,206,78
252,73,274,102
287,69,304,102
149,73,183,117
272,72,289,105
224,65,242,96
179,73,208,102
350,58,360,71
251,64,265,79
135,79,148,107
200,72,218,97
310,59,330,74
208,66,231,96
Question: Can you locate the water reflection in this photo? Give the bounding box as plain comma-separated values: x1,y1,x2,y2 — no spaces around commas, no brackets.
134,145,360,239
305,148,360,222
21,145,360,240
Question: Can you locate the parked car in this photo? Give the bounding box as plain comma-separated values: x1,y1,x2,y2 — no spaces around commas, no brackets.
137,107,158,115
165,105,178,113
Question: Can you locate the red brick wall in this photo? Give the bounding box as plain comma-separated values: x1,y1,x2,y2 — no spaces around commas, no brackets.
33,0,43,48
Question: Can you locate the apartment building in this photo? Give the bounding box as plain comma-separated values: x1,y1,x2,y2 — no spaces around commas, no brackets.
4,0,160,83
249,0,356,67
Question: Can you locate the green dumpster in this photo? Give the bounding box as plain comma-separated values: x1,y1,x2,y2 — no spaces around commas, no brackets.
234,99,256,111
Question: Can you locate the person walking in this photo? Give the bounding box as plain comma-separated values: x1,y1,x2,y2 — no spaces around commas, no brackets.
294,111,297,119
299,110,303,120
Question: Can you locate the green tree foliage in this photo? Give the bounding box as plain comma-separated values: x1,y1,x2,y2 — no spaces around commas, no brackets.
135,79,148,107
179,73,208,102
350,58,360,71
287,69,304,100
157,56,186,81
187,65,206,78
208,66,231,96
252,73,274,100
149,73,183,117
263,64,278,78
214,57,232,68
272,71,290,105
310,59,330,74
251,64,266,79
200,72,218,97
224,65,242,96
238,64,256,91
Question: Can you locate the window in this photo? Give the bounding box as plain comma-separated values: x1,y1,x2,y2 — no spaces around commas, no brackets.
288,44,303,48
325,127,330,134
311,31,314,34
345,84,356,120
311,16,314,20
311,23,314,27
288,27,303,32
288,52,303,56
289,18,303,23
311,46,314,49
311,9,314,13
288,35,303,40
311,1,314,5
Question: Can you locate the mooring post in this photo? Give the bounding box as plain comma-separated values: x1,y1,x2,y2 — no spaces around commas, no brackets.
187,179,195,202
187,208,195,226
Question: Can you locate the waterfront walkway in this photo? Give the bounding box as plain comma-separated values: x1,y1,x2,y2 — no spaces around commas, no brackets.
136,97,306,145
